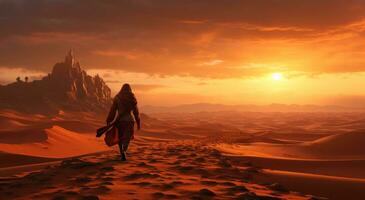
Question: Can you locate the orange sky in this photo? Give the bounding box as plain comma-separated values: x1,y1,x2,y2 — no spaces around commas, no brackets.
1,0,365,106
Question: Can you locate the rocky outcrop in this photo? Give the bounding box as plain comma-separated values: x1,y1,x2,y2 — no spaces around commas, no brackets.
0,50,112,113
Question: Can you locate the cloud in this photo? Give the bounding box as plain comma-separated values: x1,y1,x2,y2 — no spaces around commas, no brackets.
132,84,166,92
1,0,365,78
92,50,140,60
105,82,165,92
199,59,224,66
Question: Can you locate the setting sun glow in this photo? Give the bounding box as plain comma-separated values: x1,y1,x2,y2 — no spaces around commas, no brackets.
272,73,283,81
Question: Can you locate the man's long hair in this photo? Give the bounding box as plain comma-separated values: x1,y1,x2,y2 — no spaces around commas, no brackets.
117,83,137,106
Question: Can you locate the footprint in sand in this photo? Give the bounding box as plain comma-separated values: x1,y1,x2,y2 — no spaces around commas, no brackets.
226,185,249,193
200,180,218,186
178,154,189,159
221,181,236,186
209,149,222,158
73,176,93,184
101,177,114,182
100,166,115,172
235,192,282,200
52,195,67,200
152,192,165,199
80,195,100,200
194,157,206,162
124,172,161,181
148,158,158,163
190,189,216,199
133,181,151,187
101,181,113,186
152,192,178,199
218,158,232,168
267,183,289,194
170,180,185,186
174,165,194,173
136,161,156,169
88,185,111,194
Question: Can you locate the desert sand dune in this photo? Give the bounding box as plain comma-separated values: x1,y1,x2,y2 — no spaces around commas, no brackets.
257,169,365,200
304,131,365,158
216,143,365,199
228,155,365,179
0,126,108,158
0,141,312,200
217,130,365,160
0,121,100,144
51,120,102,134
266,133,330,143
0,109,109,160
1,110,365,199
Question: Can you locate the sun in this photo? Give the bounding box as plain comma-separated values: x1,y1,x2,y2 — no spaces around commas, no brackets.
271,72,283,81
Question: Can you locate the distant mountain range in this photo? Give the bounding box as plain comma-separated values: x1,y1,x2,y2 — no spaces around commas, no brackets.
0,50,112,113
141,103,365,113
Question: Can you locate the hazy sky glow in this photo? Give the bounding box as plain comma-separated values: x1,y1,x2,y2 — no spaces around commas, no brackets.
1,0,365,106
